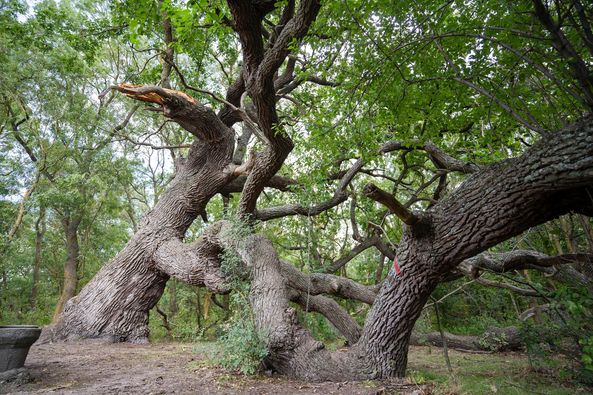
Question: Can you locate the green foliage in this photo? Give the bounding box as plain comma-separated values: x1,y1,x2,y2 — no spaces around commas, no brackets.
196,280,268,375
212,317,268,375
189,217,269,375
1,1,593,391
219,217,252,286
478,332,509,352
520,285,593,385
408,346,580,394
431,280,522,335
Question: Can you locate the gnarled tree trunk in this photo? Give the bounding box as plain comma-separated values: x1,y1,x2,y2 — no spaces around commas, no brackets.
49,88,238,343
241,118,593,380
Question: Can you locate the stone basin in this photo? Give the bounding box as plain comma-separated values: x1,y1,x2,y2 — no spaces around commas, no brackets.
0,325,42,372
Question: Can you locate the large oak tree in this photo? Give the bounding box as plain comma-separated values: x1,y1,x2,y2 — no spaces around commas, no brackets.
45,0,593,380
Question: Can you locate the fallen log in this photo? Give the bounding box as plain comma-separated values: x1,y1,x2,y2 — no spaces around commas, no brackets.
410,326,522,352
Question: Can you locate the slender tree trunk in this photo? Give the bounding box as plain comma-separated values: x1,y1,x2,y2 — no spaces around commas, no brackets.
560,216,577,253
0,270,6,319
168,280,178,318
195,289,202,329
52,213,81,322
579,214,593,253
31,206,46,309
375,254,385,284
546,222,565,254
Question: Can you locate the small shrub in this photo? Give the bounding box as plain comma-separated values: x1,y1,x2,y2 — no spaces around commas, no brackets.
213,318,268,375
209,218,269,376
478,332,508,352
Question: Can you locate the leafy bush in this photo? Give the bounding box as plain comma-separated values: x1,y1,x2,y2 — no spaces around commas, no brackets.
209,219,269,375
213,318,268,375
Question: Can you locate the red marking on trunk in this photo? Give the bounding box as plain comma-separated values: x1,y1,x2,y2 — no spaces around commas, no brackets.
393,256,401,276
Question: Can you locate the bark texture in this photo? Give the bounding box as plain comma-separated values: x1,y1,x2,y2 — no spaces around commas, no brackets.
49,90,237,343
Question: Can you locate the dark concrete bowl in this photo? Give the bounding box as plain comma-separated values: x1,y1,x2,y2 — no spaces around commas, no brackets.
0,325,42,372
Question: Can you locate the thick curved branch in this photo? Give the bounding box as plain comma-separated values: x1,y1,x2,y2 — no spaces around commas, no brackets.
218,75,245,127
461,250,593,273
288,289,362,344
153,226,229,294
280,260,378,305
325,237,382,274
255,192,348,221
423,142,480,174
430,116,593,273
458,250,593,288
380,140,480,174
114,84,229,142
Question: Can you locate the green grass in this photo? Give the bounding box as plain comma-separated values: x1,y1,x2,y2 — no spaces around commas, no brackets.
189,341,592,394
407,346,591,394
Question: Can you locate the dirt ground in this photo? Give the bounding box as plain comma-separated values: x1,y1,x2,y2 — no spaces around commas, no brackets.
0,342,424,395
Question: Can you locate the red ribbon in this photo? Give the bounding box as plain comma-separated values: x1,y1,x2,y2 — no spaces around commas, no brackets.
393,256,401,276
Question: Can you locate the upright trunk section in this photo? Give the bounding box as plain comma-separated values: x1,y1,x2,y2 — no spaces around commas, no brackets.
359,234,440,377
52,213,81,321
31,206,46,309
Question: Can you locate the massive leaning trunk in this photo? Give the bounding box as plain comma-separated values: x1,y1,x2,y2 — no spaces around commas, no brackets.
357,118,593,378
49,87,238,343
242,118,593,380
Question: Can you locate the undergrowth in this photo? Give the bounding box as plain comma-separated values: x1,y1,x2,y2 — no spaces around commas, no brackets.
207,217,268,375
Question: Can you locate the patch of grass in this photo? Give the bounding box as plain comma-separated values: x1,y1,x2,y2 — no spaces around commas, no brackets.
407,346,590,394
186,359,211,370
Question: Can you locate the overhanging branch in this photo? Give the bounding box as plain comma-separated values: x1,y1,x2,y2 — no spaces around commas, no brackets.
255,158,363,221
363,183,419,226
